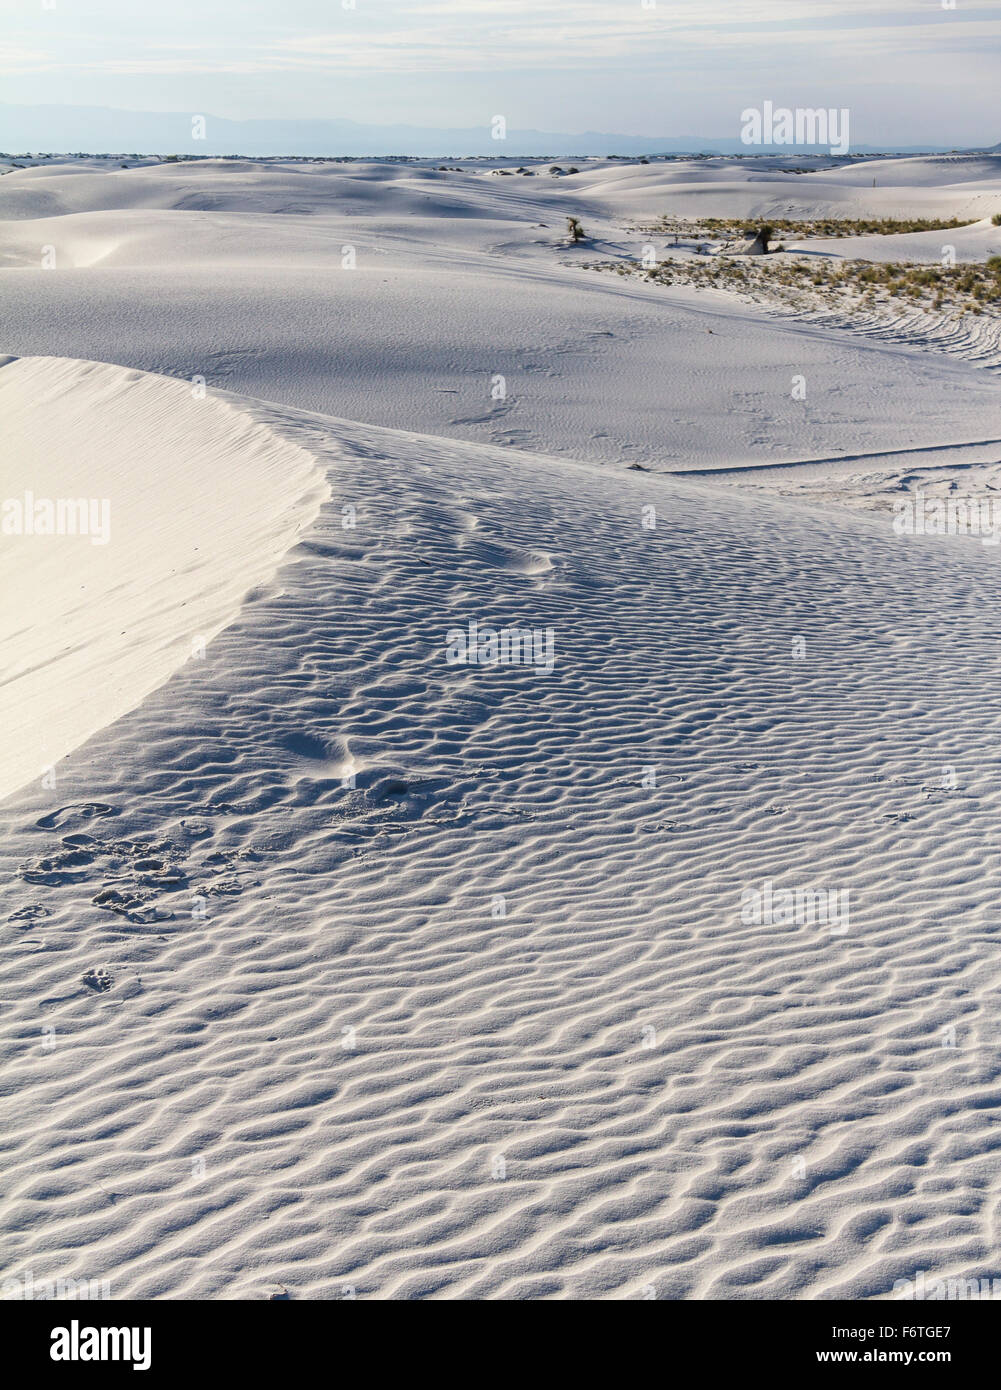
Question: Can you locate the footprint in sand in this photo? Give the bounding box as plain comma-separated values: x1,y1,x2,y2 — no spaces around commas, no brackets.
35,802,118,830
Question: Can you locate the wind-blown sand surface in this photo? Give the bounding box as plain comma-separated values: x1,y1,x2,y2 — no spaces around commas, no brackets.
3,156,1001,1300
2,155,1001,467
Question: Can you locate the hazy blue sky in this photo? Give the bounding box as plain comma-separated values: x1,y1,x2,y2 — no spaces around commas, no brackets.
2,0,999,144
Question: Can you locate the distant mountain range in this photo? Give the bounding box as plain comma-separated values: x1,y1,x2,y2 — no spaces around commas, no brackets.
0,105,990,159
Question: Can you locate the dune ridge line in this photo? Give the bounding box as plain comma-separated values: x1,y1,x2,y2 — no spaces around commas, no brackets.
0,355,329,803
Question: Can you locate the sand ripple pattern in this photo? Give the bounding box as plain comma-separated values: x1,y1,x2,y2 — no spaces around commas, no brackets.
4,404,1001,1300
774,302,1001,372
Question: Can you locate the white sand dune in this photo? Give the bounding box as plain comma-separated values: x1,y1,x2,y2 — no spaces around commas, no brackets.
3,155,1001,1301
2,158,1000,471
0,356,327,805
564,154,1001,223
3,361,1001,1300
788,218,1001,266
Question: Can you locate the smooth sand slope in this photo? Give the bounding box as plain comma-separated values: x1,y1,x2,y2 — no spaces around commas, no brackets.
3,362,1001,1299
0,356,327,804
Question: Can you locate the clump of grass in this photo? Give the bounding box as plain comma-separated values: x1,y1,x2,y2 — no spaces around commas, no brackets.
589,248,1001,319
650,214,979,240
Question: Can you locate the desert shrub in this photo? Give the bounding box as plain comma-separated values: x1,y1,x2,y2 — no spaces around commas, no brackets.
596,239,1001,315
655,214,978,239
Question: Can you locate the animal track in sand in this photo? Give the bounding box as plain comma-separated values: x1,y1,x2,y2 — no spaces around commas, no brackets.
7,905,51,925
18,822,265,925
81,967,114,993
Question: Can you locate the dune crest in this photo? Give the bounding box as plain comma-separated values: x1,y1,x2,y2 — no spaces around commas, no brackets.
0,356,328,803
